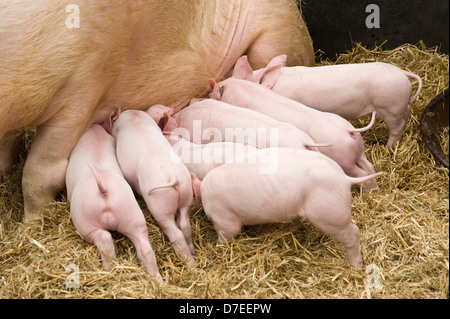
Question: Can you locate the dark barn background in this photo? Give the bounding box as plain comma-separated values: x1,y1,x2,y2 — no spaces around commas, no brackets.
300,0,449,58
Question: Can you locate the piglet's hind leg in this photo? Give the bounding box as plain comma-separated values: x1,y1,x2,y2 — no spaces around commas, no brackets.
384,104,411,148
91,229,116,270
177,206,196,256
307,212,362,267
125,226,163,282
206,208,243,245
304,194,363,268
159,218,195,267
146,188,195,266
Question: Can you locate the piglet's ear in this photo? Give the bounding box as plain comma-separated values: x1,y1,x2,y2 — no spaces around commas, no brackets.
102,108,121,134
259,63,283,89
232,55,254,81
158,113,169,131
101,116,113,135
159,112,178,132
267,54,287,68
209,78,222,100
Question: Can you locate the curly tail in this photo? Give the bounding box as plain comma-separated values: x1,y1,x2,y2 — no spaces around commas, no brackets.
348,172,385,186
88,164,107,194
304,143,333,152
404,71,423,103
148,178,181,204
349,111,377,134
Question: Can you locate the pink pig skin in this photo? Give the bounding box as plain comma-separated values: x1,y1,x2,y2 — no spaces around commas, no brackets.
162,99,327,152
213,67,378,193
65,124,162,281
252,55,423,148
166,133,258,180
194,148,385,268
112,110,195,267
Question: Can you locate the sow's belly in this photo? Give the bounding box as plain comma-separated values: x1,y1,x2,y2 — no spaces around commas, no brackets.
95,0,315,122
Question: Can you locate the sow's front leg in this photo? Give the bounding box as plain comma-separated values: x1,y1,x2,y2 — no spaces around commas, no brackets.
22,124,86,221
22,103,101,222
0,133,23,172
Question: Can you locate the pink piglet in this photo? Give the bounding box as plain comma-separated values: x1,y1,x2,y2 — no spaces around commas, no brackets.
252,55,423,147
66,124,162,281
212,58,379,193
193,147,385,268
112,110,196,267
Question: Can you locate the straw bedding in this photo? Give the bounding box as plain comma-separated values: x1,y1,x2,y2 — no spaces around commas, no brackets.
0,43,448,299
